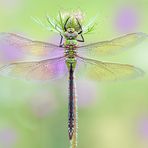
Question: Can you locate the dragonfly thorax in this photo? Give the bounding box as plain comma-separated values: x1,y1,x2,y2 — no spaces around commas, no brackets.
64,39,78,58
64,39,78,47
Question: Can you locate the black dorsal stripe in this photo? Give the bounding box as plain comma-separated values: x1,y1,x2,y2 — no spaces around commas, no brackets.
68,63,75,140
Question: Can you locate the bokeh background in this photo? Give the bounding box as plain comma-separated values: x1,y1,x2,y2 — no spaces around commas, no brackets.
0,0,148,148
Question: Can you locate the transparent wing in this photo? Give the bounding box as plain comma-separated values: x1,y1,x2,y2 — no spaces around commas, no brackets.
0,56,67,81
76,56,144,81
0,33,64,62
78,33,147,56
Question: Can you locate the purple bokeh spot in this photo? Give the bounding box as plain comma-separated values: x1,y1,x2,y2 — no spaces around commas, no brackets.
0,43,24,63
0,127,17,147
137,116,148,138
48,35,65,57
77,80,99,108
47,35,67,77
52,59,67,78
114,6,140,33
29,91,57,118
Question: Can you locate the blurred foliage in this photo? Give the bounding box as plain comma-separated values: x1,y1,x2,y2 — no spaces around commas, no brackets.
0,0,148,148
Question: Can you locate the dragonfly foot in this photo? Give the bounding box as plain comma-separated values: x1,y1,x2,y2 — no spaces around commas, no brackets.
59,44,63,47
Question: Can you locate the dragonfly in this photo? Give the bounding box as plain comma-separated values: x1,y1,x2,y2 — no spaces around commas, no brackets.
0,12,147,148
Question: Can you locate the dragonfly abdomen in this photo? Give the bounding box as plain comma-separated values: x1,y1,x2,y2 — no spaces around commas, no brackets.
68,63,76,140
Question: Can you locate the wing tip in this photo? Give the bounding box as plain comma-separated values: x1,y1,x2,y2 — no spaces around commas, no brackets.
0,64,13,76
0,32,12,36
134,66,145,77
136,32,148,39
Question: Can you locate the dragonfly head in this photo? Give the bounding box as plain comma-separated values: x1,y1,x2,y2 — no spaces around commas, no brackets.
64,28,78,40
67,28,75,33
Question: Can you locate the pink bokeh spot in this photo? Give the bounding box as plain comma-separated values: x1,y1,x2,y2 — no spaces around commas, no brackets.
0,0,23,12
114,6,140,33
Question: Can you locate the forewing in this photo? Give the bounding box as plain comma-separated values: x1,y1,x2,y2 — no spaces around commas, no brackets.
0,33,64,62
77,57,144,81
0,56,67,81
78,33,147,56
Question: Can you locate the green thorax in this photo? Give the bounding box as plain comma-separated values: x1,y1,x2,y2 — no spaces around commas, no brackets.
64,38,78,71
65,39,77,71
64,39,78,57
64,39,78,47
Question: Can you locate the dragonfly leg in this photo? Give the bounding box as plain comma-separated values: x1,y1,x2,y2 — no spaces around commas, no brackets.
78,30,82,34
76,18,85,42
76,18,83,34
77,34,84,42
59,34,64,47
64,17,70,31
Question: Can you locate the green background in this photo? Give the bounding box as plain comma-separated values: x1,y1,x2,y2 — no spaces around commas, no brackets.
0,0,148,148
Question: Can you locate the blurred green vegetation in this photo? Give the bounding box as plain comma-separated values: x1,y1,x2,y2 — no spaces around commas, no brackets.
0,0,148,148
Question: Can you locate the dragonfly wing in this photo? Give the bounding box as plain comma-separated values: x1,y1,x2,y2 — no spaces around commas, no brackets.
0,56,67,81
0,33,64,62
78,32,147,56
76,56,144,81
